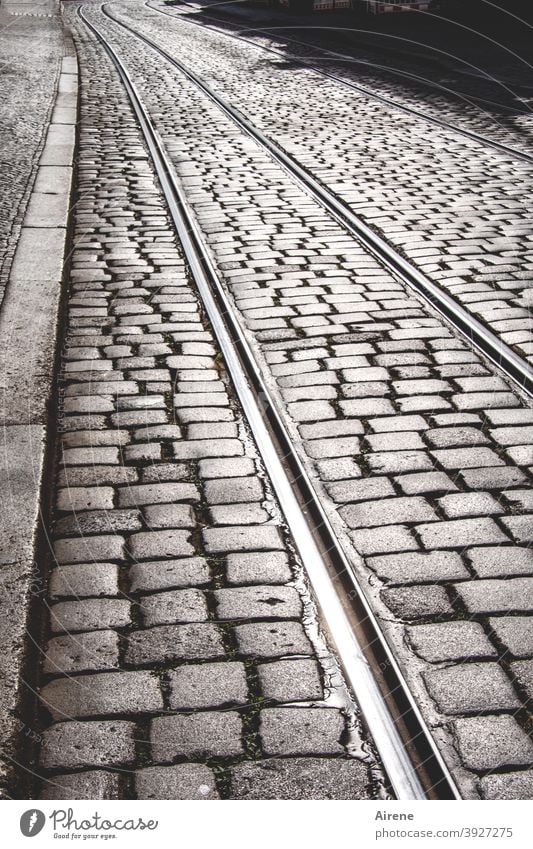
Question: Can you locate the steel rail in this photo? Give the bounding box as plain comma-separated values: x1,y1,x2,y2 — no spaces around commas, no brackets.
79,3,461,801
148,0,533,165
104,3,533,396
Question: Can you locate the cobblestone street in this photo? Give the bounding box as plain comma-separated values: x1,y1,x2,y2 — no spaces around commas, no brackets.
0,0,532,804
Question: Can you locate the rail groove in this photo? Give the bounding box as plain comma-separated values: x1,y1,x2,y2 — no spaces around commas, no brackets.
79,3,462,801
104,2,533,397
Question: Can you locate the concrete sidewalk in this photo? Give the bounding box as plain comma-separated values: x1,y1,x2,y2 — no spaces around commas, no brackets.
0,0,78,797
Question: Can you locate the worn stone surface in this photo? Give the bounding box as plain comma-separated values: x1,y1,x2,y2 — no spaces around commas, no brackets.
26,0,533,800
40,771,121,800
39,721,136,770
136,764,219,800
230,757,370,800
259,708,345,756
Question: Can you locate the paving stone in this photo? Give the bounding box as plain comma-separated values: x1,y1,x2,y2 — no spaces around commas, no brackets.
327,477,394,503
56,486,114,512
299,420,363,439
431,447,504,469
62,446,119,465
143,503,195,529
198,457,256,478
129,557,210,592
510,659,533,700
204,476,263,504
226,551,292,585
381,585,453,620
259,708,344,756
367,451,433,474
437,492,501,518
305,437,361,459
395,471,458,495
341,496,437,529
369,414,428,432
215,586,301,621
168,661,248,709
479,771,533,800
454,716,533,771
129,530,194,561
234,621,313,658
58,465,137,487
417,518,508,549
172,438,243,460
40,770,121,800
43,630,120,674
424,662,520,714
489,617,533,658
366,431,425,452
490,426,533,447
407,621,497,663
54,535,125,564
142,463,190,483
467,547,533,578
458,467,527,490
118,482,199,507
210,502,271,525
54,508,142,537
315,457,362,480
151,712,244,761
49,599,131,634
136,764,219,800
48,563,119,599
425,427,488,449
203,525,284,554
368,550,468,585
258,659,322,703
140,589,208,626
40,671,164,720
126,623,225,666
456,578,533,614
230,757,369,800
40,720,136,770
287,400,335,422
340,398,395,417
350,524,418,555
499,516,533,544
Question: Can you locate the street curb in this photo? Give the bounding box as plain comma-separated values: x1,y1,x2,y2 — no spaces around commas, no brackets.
0,49,78,797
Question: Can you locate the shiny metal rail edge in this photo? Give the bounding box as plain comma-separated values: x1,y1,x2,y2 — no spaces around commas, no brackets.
148,0,533,166
80,3,462,801
108,3,533,398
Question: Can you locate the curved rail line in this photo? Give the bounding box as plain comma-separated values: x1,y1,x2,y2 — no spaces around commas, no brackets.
79,3,462,801
148,0,533,165
102,3,533,395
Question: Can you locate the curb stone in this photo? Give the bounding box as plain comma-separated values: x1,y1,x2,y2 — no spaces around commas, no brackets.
0,44,78,796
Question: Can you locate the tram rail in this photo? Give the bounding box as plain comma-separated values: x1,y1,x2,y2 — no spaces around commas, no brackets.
148,0,533,165
99,3,533,396
79,2,464,801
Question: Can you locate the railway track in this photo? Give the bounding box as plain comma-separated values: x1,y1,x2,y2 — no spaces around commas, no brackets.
78,2,462,801
100,2,533,396
148,0,533,166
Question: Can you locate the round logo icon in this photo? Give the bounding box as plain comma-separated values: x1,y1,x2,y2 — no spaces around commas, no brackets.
20,810,46,837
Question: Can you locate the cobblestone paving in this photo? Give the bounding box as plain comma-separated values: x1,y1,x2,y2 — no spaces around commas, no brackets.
116,1,533,366
35,15,377,801
0,9,63,301
156,1,533,157
72,3,533,798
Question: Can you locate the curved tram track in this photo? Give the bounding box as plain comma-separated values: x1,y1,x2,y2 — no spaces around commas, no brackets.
101,2,533,397
79,2,463,801
148,0,533,166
